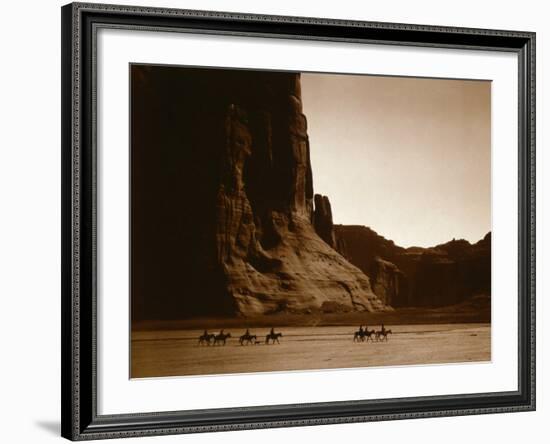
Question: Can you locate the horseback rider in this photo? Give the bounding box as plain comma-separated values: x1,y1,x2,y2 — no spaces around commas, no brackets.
245,328,250,336
270,327,275,336
381,324,386,334
359,325,364,334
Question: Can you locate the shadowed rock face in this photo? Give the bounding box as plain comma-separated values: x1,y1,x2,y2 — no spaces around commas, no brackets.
132,66,386,320
333,226,491,307
369,257,409,306
313,194,337,248
334,225,405,274
407,234,491,307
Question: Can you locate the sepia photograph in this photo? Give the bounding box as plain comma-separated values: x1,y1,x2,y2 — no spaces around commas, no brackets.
130,64,491,379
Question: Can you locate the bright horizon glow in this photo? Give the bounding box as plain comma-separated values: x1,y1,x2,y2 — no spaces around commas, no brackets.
301,73,491,248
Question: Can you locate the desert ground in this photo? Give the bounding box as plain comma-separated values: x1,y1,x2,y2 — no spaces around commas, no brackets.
131,323,490,378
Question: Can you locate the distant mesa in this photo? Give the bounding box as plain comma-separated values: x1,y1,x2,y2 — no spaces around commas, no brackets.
332,225,491,308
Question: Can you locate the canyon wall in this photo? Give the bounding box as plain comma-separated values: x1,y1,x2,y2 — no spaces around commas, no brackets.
132,66,387,320
334,225,491,308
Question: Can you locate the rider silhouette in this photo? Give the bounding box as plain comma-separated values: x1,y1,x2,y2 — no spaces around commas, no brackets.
245,328,250,336
359,325,364,334
270,327,275,336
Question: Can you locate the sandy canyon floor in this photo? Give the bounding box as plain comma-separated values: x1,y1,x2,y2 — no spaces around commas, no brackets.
131,323,490,378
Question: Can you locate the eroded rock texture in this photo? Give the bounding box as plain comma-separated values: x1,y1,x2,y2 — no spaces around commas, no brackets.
333,225,491,308
313,194,337,248
131,66,386,320
369,257,409,306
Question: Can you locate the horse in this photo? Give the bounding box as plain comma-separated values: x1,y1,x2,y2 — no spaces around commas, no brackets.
239,333,257,345
354,327,376,342
353,328,366,342
364,329,376,342
213,331,231,346
265,332,283,344
376,329,392,341
198,332,215,346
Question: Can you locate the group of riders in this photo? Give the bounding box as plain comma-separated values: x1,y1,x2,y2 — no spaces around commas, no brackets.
198,325,392,346
354,324,392,342
198,328,282,346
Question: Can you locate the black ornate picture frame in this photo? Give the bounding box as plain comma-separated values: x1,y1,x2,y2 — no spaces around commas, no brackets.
61,2,536,440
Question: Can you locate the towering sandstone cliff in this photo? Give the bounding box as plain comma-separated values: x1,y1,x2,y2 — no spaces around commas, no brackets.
132,66,386,320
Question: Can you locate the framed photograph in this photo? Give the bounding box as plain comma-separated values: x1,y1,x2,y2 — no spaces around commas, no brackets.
61,2,536,440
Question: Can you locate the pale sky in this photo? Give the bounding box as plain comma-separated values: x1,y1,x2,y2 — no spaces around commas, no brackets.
301,73,491,248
